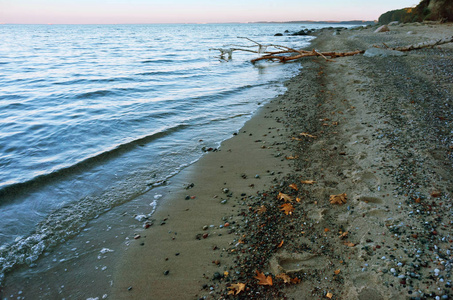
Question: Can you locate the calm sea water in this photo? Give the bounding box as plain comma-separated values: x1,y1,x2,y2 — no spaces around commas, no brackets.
0,23,348,282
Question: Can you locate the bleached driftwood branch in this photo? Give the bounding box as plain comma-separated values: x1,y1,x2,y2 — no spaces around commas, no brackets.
390,35,453,51
211,36,453,63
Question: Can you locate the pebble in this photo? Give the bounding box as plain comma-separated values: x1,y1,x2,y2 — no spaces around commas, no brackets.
163,270,170,275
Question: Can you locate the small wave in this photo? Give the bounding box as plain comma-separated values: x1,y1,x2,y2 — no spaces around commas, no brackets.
75,89,117,99
54,77,136,86
0,123,190,201
141,59,174,64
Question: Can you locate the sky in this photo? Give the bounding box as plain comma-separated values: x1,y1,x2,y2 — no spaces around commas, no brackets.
0,0,419,24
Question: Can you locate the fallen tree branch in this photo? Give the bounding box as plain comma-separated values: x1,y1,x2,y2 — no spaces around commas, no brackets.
211,36,453,63
390,36,453,51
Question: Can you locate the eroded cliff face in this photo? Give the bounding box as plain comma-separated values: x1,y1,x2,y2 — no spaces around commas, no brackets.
379,0,453,24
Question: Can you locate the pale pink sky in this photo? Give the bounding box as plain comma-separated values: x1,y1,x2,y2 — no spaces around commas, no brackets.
0,0,418,24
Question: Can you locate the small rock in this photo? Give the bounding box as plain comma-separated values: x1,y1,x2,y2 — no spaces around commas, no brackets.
374,25,390,33
163,270,170,275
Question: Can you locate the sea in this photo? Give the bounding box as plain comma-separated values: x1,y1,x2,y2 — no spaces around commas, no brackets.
0,23,351,289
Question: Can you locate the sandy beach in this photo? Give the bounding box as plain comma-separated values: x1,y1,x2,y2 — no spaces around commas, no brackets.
1,22,452,300
110,23,453,299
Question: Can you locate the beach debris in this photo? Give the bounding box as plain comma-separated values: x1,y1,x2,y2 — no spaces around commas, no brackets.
326,292,334,299
228,283,246,295
285,155,299,160
277,192,293,202
431,190,441,197
254,270,273,286
289,183,298,191
300,132,317,138
255,205,267,214
211,35,453,63
329,193,347,205
339,231,348,239
276,273,291,283
301,180,316,185
280,203,294,215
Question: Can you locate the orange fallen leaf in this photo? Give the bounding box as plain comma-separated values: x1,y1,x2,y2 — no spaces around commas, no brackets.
276,273,291,283
256,205,267,214
291,137,303,141
228,283,246,295
291,277,301,284
280,203,294,215
278,192,293,202
296,197,301,203
277,240,284,248
324,228,330,232
339,231,348,239
344,241,356,247
301,180,316,185
286,155,299,160
330,193,347,205
334,269,341,275
300,132,317,138
326,292,333,299
289,183,298,191
254,270,273,286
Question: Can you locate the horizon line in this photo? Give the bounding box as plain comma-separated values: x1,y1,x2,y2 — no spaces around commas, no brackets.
0,20,376,26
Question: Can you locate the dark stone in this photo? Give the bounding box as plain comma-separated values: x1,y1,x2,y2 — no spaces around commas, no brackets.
292,30,307,36
274,33,283,36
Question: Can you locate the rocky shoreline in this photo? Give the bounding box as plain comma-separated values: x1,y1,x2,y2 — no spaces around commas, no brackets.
198,23,453,299
108,23,453,300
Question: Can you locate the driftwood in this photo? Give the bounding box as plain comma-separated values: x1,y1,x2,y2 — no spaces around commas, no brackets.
211,36,453,63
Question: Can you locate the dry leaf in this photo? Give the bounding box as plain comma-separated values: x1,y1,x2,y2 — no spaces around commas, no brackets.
334,269,341,275
339,231,348,239
280,203,294,215
277,240,284,248
326,292,333,299
291,277,301,284
296,197,301,203
300,180,316,185
228,283,246,295
286,155,299,160
276,273,291,283
278,192,293,202
254,270,273,286
330,193,347,205
324,228,330,232
300,132,317,138
289,183,298,191
256,205,267,214
344,241,356,247
431,191,441,198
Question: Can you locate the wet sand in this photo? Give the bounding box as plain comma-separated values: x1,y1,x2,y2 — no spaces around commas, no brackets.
112,22,453,299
